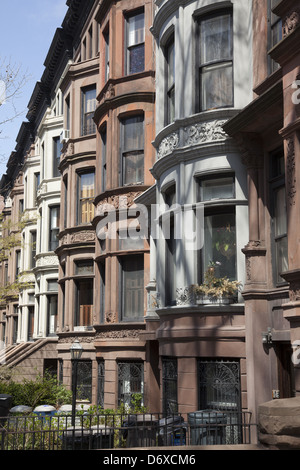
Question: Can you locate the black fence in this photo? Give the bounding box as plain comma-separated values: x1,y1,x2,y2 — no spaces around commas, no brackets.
0,411,256,451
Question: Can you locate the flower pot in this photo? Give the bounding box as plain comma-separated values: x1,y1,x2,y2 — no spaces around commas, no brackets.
196,295,233,305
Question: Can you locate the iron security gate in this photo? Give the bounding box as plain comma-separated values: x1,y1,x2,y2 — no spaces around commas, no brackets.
198,359,242,444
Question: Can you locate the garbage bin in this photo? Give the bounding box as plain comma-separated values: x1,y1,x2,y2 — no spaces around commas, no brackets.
90,425,114,449
33,405,57,421
62,427,92,450
0,395,12,418
124,414,158,448
188,410,227,445
9,405,32,415
158,416,187,446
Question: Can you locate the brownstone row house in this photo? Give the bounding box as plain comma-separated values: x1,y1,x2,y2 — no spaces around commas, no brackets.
0,0,299,444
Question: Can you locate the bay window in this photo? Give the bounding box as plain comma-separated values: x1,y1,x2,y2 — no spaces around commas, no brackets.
197,11,233,111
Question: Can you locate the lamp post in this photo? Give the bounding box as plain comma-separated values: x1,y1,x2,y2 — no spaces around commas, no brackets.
70,339,83,427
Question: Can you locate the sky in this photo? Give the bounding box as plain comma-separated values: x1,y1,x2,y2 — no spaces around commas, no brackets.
0,0,68,179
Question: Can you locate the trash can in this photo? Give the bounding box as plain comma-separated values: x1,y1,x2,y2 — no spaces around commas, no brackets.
158,416,187,446
124,414,158,448
188,410,227,445
62,427,92,450
9,405,32,415
0,395,12,418
33,405,57,421
90,425,114,449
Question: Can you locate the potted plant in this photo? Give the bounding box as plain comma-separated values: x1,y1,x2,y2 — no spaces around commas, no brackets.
194,262,241,305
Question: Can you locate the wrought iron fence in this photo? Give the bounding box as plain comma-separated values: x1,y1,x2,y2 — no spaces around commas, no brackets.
0,411,256,451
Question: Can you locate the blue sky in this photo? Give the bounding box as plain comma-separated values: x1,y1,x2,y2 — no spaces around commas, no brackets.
0,0,68,178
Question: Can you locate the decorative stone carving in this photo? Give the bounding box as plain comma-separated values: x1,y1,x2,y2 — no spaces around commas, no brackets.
105,311,116,324
283,9,300,37
176,286,196,306
286,138,296,206
96,192,143,215
96,329,143,339
184,120,228,146
70,231,95,243
36,255,59,267
157,132,179,159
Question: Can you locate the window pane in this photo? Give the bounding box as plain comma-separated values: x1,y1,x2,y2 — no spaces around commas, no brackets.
201,63,233,110
79,172,95,224
122,256,144,320
200,177,235,201
118,362,144,407
276,237,288,283
200,14,232,64
82,86,96,135
123,116,144,151
203,212,236,281
48,295,58,335
47,280,58,292
123,152,144,185
75,260,94,275
76,279,93,326
76,362,92,402
274,186,287,237
127,13,145,46
128,44,145,74
127,12,145,74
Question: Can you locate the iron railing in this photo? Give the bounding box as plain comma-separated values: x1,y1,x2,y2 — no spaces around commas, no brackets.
0,411,256,451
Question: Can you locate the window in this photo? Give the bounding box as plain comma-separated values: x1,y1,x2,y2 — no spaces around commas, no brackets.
75,361,92,402
97,360,105,408
269,0,282,73
34,173,40,204
15,250,21,279
47,294,58,336
99,261,106,323
270,149,288,284
81,85,96,135
30,231,37,269
49,206,60,251
197,176,237,283
198,359,241,412
63,176,68,228
104,27,110,82
28,306,34,341
125,11,145,75
65,95,70,132
121,115,144,185
121,255,144,321
118,362,144,407
75,279,93,327
100,126,107,192
78,172,95,224
53,137,62,178
164,185,176,306
162,358,178,415
165,35,175,125
75,260,94,276
198,175,235,202
197,11,233,111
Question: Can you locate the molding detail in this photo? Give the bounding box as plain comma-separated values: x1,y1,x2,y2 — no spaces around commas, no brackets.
283,9,300,37
36,255,59,267
184,120,228,146
157,132,179,159
286,138,296,206
70,231,95,243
